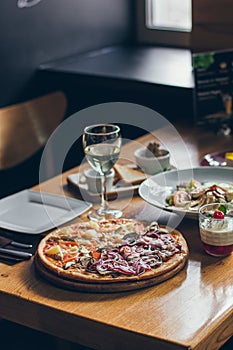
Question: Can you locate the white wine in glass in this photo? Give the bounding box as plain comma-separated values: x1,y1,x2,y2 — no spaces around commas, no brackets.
83,124,122,221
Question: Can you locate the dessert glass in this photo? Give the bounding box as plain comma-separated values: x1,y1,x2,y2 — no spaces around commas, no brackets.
199,203,233,256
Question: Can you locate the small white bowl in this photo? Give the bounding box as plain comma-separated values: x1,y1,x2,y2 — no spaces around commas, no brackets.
134,147,170,175
84,168,115,193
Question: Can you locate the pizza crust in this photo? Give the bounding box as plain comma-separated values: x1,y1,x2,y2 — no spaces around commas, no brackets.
34,254,187,293
36,219,189,284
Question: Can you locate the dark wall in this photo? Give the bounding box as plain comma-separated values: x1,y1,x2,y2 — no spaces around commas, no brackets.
0,0,133,107
0,0,134,198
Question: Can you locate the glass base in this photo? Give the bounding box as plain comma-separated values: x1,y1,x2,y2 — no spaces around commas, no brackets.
202,242,233,257
88,207,122,222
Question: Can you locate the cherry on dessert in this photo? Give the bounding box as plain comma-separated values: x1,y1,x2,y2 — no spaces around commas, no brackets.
213,210,224,219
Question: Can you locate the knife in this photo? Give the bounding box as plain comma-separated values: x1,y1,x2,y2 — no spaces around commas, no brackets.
0,253,23,262
10,241,33,249
0,236,32,249
0,247,32,259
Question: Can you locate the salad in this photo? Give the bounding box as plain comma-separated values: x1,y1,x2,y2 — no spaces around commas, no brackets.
166,179,233,211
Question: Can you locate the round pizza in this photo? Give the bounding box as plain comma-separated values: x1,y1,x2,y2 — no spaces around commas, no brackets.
36,218,188,283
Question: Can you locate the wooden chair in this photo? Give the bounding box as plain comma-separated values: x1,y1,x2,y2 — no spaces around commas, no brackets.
0,91,67,198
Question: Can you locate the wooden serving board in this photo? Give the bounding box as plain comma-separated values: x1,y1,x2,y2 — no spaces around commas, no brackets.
34,254,188,293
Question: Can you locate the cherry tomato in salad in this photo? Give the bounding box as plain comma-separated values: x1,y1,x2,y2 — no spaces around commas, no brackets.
213,210,225,219
209,185,217,191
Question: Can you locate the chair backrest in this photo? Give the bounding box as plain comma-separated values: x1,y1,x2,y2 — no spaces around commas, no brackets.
0,91,67,197
0,91,67,170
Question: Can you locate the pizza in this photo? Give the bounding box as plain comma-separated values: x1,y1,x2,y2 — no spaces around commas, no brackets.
36,218,188,284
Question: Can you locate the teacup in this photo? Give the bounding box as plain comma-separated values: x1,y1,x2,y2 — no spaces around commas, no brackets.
84,168,115,193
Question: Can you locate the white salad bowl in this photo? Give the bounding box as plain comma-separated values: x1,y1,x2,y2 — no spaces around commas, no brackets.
134,147,170,175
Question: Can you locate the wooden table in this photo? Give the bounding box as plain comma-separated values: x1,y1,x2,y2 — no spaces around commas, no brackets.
0,123,232,350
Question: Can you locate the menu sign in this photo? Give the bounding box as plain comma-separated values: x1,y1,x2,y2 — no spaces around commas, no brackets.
193,49,233,125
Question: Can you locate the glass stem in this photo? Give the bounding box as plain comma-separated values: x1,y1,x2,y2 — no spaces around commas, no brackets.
100,174,108,211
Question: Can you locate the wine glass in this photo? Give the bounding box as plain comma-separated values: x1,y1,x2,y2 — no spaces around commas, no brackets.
82,124,122,221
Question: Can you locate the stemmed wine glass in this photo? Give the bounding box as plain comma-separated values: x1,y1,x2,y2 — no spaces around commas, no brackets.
82,124,122,221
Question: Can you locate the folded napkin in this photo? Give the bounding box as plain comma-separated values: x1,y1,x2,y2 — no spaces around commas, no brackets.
0,230,41,264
